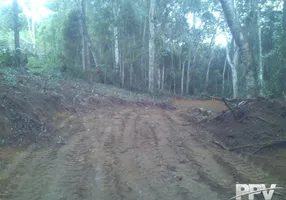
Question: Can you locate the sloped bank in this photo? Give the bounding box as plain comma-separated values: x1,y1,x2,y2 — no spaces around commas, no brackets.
0,85,73,146
203,98,286,153
0,73,175,147
199,98,286,183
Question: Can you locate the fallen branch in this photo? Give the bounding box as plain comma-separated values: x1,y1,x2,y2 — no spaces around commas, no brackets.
248,115,278,126
212,139,229,150
204,95,265,102
181,118,209,126
73,92,82,106
252,140,286,155
222,97,239,120
228,144,256,151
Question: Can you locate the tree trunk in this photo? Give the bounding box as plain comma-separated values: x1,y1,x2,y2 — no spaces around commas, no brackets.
130,37,135,87
80,0,90,73
181,60,186,96
219,0,256,97
161,61,165,91
142,16,147,87
283,0,286,95
121,55,125,87
86,34,98,68
257,6,263,95
31,18,36,47
113,2,120,73
25,16,36,47
13,0,20,50
148,0,155,93
80,27,86,72
250,0,263,96
130,63,133,87
186,45,200,95
226,40,238,98
114,26,119,73
283,0,286,30
186,12,197,94
205,53,214,91
13,0,21,67
157,67,161,90
222,56,227,96
186,47,191,94
205,25,218,91
171,53,175,95
178,45,183,95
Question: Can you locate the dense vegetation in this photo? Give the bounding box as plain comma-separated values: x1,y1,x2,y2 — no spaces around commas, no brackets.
0,0,285,98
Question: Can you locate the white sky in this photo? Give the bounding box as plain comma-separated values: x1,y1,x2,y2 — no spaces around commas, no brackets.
186,12,227,46
18,0,52,22
0,0,52,22
0,0,227,46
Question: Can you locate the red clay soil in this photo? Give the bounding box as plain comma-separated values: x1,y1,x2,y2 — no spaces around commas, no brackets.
203,98,286,153
1,103,283,200
1,79,286,200
177,97,286,187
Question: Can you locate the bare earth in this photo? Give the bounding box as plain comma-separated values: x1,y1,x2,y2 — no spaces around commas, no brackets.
0,104,277,200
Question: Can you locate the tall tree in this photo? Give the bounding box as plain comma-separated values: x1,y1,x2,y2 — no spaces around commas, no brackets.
283,0,286,30
225,38,238,98
283,0,286,95
80,0,91,73
219,0,256,97
113,0,120,74
13,0,20,67
256,1,263,95
148,0,155,93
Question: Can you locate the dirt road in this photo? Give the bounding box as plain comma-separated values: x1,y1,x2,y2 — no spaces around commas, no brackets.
0,105,275,200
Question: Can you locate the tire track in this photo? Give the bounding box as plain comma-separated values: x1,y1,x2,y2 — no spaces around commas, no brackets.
2,146,61,200
2,104,276,200
162,109,286,199
92,108,138,200
130,109,205,200
161,110,233,199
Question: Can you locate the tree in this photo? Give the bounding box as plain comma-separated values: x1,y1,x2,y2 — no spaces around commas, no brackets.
148,0,155,93
1,0,285,98
225,38,238,98
219,0,256,97
283,0,286,30
13,0,20,67
113,0,120,74
80,0,87,72
283,0,286,95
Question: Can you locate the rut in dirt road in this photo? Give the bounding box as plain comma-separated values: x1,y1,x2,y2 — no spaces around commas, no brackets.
0,105,275,200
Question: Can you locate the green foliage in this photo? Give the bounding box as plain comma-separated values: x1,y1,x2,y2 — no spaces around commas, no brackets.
0,66,18,85
0,0,284,98
0,49,14,67
263,22,286,97
0,36,9,49
62,9,82,71
0,5,14,31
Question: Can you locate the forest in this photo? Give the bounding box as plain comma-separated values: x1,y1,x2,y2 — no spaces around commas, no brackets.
0,0,285,99
1,1,286,199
